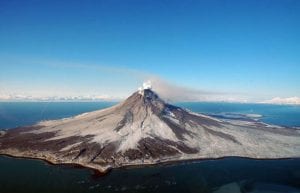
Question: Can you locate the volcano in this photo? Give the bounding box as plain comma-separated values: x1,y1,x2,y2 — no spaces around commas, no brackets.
0,87,300,173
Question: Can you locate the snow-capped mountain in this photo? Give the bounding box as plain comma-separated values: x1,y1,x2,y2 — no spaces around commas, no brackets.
0,87,300,173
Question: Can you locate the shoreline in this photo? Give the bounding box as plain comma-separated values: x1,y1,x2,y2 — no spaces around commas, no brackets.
1,152,299,176
0,153,111,175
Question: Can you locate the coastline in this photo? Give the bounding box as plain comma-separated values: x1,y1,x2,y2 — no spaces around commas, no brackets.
0,153,112,175
1,152,299,176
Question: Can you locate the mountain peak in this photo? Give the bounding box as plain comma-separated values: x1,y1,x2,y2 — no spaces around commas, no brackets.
120,85,165,115
141,89,159,100
134,81,164,107
138,81,152,94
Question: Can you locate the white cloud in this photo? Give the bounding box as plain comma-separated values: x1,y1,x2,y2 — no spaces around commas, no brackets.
261,97,300,105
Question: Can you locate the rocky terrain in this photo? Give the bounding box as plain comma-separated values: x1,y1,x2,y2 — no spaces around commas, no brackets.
0,87,300,173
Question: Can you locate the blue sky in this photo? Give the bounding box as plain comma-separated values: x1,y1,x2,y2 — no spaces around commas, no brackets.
0,0,299,102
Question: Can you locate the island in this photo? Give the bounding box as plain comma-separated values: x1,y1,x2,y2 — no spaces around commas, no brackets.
1,87,300,173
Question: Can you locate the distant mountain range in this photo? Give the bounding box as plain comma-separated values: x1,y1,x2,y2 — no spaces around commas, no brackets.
0,94,121,102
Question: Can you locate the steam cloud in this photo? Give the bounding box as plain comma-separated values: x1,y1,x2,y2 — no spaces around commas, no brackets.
145,77,233,102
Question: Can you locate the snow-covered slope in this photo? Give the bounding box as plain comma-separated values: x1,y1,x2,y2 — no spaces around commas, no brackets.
0,88,300,173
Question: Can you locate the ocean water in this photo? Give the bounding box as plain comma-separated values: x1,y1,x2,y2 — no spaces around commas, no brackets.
0,156,299,193
0,102,116,129
0,102,300,193
177,102,300,127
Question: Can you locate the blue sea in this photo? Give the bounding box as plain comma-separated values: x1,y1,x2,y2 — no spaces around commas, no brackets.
0,102,300,193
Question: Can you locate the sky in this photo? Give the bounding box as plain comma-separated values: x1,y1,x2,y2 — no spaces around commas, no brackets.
0,0,299,103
